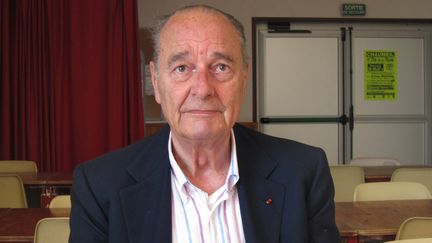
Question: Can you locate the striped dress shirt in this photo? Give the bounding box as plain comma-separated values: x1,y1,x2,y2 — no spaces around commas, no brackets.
169,131,245,243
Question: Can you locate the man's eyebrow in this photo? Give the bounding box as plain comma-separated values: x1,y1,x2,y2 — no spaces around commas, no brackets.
167,51,190,67
211,52,234,63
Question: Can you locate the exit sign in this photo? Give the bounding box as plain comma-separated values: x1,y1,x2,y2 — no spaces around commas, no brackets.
342,4,366,16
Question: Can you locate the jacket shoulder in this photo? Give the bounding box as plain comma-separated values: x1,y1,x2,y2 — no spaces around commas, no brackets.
72,125,170,195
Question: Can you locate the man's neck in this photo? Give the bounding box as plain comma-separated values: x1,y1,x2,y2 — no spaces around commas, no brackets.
171,132,231,194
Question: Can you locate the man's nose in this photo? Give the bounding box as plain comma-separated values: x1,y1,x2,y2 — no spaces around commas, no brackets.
190,68,215,98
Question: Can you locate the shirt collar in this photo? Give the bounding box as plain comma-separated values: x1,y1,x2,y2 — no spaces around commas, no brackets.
168,130,240,200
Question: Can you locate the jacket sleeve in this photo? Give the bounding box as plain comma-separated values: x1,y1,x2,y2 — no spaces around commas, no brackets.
307,148,340,243
69,164,108,243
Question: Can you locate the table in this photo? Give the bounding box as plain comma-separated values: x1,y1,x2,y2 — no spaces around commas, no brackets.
363,165,432,183
10,172,73,186
336,199,432,242
0,172,73,208
0,208,70,243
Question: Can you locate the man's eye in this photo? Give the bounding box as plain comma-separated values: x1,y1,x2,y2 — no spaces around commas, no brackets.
175,65,187,73
216,64,228,72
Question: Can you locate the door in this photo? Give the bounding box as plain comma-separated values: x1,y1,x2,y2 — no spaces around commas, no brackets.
257,26,346,164
256,21,432,165
351,29,430,164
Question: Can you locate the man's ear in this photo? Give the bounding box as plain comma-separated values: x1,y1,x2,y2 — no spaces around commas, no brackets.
149,61,161,104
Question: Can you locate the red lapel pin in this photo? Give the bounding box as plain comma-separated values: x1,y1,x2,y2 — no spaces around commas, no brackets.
265,198,273,205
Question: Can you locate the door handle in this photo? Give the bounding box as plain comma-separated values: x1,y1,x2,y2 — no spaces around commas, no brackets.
260,116,350,124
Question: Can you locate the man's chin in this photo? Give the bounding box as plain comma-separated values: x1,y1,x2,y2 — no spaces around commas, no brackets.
181,122,228,141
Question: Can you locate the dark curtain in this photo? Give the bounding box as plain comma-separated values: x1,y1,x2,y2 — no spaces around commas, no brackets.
0,0,144,172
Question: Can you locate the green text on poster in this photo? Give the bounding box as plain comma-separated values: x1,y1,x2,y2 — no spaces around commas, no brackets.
364,50,398,100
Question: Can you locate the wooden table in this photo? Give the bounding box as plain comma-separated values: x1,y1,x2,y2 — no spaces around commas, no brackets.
336,199,432,242
0,208,70,243
10,172,73,186
0,172,73,208
363,165,432,183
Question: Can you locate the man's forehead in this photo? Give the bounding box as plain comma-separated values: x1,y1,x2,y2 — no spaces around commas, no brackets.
159,22,240,59
167,41,228,53
163,44,235,66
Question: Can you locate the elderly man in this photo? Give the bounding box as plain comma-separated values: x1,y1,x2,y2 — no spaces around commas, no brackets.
69,5,339,243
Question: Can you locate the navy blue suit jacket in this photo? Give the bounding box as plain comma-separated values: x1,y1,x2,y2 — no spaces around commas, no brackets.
69,124,339,243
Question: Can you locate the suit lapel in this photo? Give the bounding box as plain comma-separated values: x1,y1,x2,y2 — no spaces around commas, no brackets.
235,125,286,243
120,126,172,243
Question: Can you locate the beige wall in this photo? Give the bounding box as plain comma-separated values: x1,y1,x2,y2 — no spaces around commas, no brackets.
138,0,432,121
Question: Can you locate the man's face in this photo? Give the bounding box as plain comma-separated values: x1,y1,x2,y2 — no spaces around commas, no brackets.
150,10,248,142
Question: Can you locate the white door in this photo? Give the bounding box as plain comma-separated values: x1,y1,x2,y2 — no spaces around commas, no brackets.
257,27,345,164
351,29,430,164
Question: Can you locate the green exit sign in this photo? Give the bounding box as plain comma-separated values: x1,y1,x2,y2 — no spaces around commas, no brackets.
342,4,366,16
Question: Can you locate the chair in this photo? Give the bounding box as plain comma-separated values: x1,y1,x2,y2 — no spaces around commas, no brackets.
353,182,432,202
49,195,71,208
395,217,432,240
386,238,432,243
330,165,365,202
350,157,401,166
391,168,432,194
34,217,70,243
0,160,38,173
0,174,28,208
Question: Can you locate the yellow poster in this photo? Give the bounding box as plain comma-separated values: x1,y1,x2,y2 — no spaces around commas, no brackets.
364,50,398,100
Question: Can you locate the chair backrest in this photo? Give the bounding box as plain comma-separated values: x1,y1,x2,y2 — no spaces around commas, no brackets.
0,160,38,173
0,174,28,208
391,168,432,194
330,165,365,202
34,217,70,243
49,195,71,208
350,157,401,166
353,182,432,202
386,238,432,243
395,217,432,240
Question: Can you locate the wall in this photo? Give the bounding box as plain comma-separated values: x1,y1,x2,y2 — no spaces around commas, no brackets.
138,0,432,121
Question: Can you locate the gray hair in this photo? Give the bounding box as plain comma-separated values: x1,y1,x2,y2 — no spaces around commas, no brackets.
151,5,248,69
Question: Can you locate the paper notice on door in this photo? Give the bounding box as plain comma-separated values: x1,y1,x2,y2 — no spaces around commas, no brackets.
364,50,398,100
